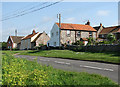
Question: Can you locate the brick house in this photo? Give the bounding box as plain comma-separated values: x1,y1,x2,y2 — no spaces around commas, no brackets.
99,25,120,40
20,30,50,50
47,21,97,47
7,36,24,49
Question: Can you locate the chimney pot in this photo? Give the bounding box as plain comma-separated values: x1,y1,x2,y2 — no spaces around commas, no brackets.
100,23,102,27
32,30,36,34
85,20,90,25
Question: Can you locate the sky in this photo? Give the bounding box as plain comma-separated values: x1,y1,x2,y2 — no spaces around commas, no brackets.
1,1,118,42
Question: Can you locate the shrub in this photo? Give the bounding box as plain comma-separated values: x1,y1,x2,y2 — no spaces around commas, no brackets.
2,54,48,86
72,40,84,46
107,33,116,44
87,37,96,45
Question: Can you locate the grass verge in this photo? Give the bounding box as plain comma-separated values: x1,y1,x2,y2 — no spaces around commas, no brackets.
18,50,120,64
2,51,118,86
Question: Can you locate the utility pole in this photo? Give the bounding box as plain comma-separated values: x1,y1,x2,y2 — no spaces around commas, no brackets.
57,14,61,47
15,29,17,36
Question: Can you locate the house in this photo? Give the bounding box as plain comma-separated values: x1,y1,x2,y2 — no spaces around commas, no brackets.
20,30,50,50
47,21,97,47
7,36,24,49
93,23,104,38
99,25,120,40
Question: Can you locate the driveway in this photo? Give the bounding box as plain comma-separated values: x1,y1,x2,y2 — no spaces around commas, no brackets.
14,55,119,83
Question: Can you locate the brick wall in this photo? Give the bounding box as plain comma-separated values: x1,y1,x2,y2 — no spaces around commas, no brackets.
7,36,13,49
36,32,50,46
60,30,97,45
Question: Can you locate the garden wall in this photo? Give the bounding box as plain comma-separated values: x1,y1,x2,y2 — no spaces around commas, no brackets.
67,44,120,52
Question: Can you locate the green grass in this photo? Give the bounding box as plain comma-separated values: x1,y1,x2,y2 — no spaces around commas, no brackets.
0,51,2,85
2,51,118,86
18,50,120,64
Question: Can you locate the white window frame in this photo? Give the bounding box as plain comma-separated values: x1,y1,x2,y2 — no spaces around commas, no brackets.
77,31,81,36
67,30,70,36
89,32,92,37
102,34,104,38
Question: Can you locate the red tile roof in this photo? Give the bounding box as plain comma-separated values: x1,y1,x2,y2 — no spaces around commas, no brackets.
56,23,97,32
100,26,120,34
22,33,38,40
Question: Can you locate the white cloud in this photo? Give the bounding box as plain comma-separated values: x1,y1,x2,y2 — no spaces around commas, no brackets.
97,10,110,16
64,17,76,23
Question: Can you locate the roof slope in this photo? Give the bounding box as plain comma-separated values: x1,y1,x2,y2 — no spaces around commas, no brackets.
100,25,120,34
56,23,96,32
93,26,104,31
32,33,42,42
22,33,38,40
10,36,24,43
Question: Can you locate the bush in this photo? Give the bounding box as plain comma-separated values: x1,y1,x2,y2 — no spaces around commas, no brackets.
87,37,96,45
12,48,19,51
107,33,116,44
2,54,48,86
72,40,84,46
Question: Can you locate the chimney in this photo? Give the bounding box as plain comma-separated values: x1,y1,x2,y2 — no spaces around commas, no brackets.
15,29,17,36
32,30,36,34
100,23,102,27
85,20,90,25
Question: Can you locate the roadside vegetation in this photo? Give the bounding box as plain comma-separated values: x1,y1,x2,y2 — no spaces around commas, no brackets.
2,51,118,86
18,50,120,64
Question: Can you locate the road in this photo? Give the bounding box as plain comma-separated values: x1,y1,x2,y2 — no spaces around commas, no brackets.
14,55,119,83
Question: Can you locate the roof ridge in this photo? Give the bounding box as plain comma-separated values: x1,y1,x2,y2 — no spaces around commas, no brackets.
56,22,86,25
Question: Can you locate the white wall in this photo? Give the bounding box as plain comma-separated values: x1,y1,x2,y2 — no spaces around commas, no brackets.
20,39,31,50
31,32,40,42
13,43,17,48
47,23,60,47
84,41,88,46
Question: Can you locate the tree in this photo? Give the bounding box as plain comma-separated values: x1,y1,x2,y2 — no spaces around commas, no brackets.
106,33,116,44
2,42,7,50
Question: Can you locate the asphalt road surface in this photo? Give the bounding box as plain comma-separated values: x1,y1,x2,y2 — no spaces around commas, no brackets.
14,55,119,83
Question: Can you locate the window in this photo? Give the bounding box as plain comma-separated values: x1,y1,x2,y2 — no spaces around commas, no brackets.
67,30,70,36
54,42,56,46
102,35,104,38
8,46,9,49
89,32,92,37
9,41,10,44
56,32,58,36
67,41,70,44
51,33,54,37
77,31,81,36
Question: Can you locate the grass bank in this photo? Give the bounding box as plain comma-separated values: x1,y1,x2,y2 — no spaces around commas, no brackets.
18,50,120,64
2,51,118,86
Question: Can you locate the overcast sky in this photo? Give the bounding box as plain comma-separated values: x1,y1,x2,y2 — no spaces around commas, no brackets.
1,1,118,42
